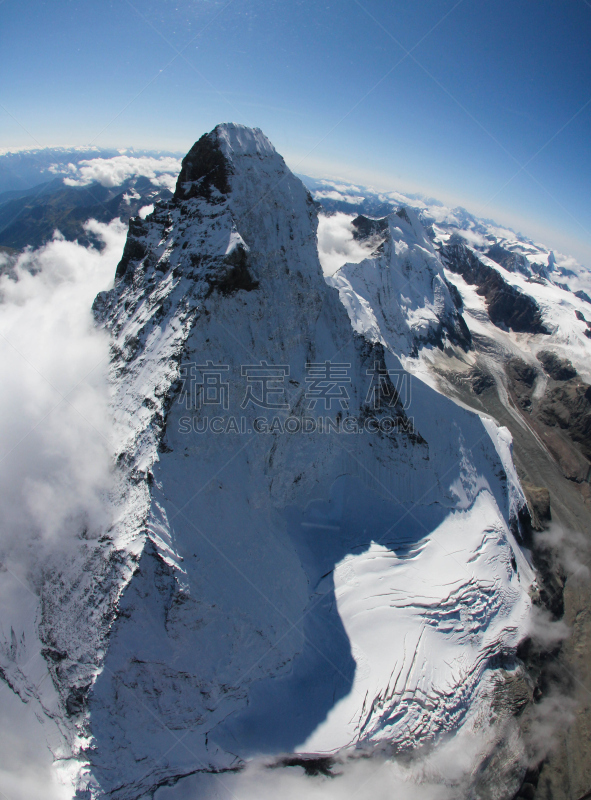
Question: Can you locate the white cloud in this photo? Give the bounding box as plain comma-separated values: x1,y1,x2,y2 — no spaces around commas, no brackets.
535,523,590,583
123,189,141,205
209,758,453,800
0,219,124,557
386,190,426,209
0,220,126,798
319,179,361,193
455,228,488,248
155,718,516,800
423,205,460,225
317,213,377,276
485,224,520,242
313,190,365,204
139,203,154,219
0,685,71,800
526,605,570,649
51,155,182,191
0,145,102,157
521,691,576,767
552,250,583,273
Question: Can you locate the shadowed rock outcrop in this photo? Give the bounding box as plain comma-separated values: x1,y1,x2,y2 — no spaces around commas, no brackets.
174,128,232,201
440,238,549,334
537,351,577,382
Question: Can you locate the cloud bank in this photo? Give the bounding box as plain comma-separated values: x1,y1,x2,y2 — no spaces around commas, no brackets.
0,219,125,560
0,685,71,800
154,715,529,800
317,213,377,276
51,155,182,191
0,219,126,798
313,190,365,204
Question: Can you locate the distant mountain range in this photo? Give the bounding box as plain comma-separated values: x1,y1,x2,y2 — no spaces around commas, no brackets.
0,145,181,194
0,147,182,250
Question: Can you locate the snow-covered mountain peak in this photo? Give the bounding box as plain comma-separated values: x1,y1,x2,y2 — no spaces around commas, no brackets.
351,207,435,259
174,122,296,204
167,121,319,294
389,206,433,250
7,125,537,799
329,207,471,355
216,121,277,158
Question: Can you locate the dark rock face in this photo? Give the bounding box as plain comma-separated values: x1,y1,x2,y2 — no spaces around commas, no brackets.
278,756,335,777
575,289,591,304
65,683,91,716
351,214,388,242
174,129,231,201
470,367,495,395
448,313,472,350
575,309,591,339
208,245,259,296
115,217,148,281
395,207,413,227
486,243,530,275
504,357,591,471
521,482,551,531
419,306,472,354
440,239,549,334
445,278,464,311
507,357,537,410
537,351,577,381
538,380,591,461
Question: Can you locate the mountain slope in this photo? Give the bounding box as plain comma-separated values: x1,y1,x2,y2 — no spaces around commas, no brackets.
0,176,172,250
328,208,471,355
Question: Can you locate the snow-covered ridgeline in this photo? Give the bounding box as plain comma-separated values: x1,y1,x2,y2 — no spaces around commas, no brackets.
327,207,470,356
305,174,584,289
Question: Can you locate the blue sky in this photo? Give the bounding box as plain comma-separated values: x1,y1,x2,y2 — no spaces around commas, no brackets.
2,0,591,262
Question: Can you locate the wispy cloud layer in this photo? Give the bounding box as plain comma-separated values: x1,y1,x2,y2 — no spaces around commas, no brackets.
50,155,182,191
0,220,125,560
0,221,126,798
317,213,376,276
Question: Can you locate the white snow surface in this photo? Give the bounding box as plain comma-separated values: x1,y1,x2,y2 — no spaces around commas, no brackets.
1,125,535,799
327,208,463,355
